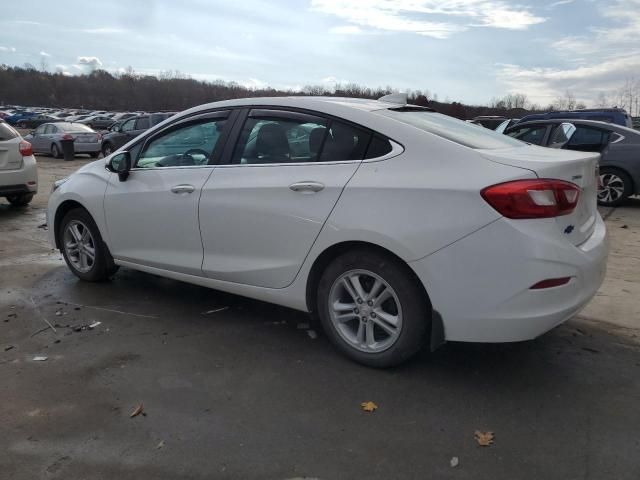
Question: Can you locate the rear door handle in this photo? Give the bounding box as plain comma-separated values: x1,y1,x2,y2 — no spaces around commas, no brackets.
289,181,325,193
171,184,195,194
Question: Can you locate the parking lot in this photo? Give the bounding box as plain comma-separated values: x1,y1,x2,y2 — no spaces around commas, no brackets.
1,155,640,479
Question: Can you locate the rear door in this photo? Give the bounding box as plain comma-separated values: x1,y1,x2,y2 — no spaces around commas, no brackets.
199,108,371,288
30,124,47,152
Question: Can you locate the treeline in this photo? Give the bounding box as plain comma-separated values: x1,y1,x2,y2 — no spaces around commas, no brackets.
1,64,532,119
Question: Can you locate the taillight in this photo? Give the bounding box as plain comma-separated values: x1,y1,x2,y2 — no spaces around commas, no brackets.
96,133,102,141
19,140,33,157
481,179,580,219
62,133,74,140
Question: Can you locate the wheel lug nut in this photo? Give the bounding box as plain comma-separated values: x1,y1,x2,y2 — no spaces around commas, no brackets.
371,312,376,318
354,308,359,314
367,300,373,306
357,298,363,304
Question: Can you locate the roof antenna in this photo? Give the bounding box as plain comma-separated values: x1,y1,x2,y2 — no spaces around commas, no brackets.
378,93,408,105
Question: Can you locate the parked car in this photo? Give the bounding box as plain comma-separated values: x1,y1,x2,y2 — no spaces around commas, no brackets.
5,111,38,125
518,108,632,128
494,118,520,134
0,120,37,206
470,115,507,129
48,95,607,367
505,119,640,206
14,114,57,129
110,112,136,122
65,114,91,122
100,113,173,156
78,115,115,130
23,122,101,158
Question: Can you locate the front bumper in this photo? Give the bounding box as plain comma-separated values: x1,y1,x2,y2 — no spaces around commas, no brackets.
0,155,38,195
410,215,608,343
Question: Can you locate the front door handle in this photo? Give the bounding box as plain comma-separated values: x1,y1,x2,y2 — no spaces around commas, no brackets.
171,184,195,194
289,181,325,193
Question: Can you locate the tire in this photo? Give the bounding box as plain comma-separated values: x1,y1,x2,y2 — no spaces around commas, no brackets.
59,208,119,282
317,249,430,368
51,143,62,159
7,193,34,207
17,121,26,128
598,168,632,207
89,152,100,158
102,143,113,157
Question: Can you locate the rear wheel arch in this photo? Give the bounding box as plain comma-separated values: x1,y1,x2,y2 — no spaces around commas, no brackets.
305,241,432,316
603,166,635,193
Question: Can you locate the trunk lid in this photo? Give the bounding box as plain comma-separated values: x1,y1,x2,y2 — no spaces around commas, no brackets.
479,145,599,246
73,132,100,143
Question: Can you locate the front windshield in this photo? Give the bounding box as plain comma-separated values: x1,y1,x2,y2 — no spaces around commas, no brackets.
380,109,524,149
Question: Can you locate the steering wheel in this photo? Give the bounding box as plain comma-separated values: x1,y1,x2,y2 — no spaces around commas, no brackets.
184,149,210,163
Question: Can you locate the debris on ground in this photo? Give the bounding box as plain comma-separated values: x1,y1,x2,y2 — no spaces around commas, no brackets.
474,430,495,446
297,322,310,330
307,330,318,339
37,223,48,230
55,310,63,316
621,224,629,229
582,347,600,354
450,456,459,468
360,401,378,412
202,307,229,315
156,440,165,449
130,403,145,418
4,345,15,352
88,321,102,329
32,356,48,362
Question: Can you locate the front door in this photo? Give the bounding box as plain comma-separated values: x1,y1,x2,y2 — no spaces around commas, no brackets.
103,111,231,275
200,108,372,288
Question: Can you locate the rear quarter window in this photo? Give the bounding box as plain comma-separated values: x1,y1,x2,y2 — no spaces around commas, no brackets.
0,122,18,141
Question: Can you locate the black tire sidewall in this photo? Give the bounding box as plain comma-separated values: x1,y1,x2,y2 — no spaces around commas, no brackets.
598,168,632,207
317,249,430,368
59,208,112,282
51,143,60,158
7,193,33,206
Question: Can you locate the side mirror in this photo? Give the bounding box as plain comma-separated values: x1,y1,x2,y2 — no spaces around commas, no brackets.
107,151,131,181
549,122,576,149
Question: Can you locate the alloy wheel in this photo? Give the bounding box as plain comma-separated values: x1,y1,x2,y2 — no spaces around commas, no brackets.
598,173,625,204
63,220,96,273
328,269,403,353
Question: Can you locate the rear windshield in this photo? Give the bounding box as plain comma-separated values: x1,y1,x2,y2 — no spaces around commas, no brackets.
57,123,93,132
380,109,525,149
0,121,18,141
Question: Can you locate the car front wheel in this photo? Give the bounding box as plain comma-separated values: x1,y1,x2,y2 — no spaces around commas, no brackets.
59,208,118,282
102,143,113,157
598,168,632,207
7,193,34,206
317,249,430,368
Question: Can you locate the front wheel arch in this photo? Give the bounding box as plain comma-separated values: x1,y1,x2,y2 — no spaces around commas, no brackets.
53,200,89,249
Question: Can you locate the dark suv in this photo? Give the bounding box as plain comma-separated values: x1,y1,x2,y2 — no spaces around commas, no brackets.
101,113,174,156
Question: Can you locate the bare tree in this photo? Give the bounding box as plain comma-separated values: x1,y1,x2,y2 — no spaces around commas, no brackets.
552,90,576,111
595,92,609,108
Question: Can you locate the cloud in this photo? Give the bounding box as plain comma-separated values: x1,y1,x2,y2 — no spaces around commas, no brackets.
242,78,268,89
55,64,73,76
311,0,545,39
547,0,574,8
73,56,103,74
329,25,364,34
12,20,40,25
0,46,17,53
40,51,51,57
82,27,126,34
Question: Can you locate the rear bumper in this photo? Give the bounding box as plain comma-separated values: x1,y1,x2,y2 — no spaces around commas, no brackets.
71,142,101,154
410,215,608,343
0,155,38,195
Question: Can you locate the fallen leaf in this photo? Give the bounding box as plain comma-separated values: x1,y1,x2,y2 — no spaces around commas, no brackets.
33,356,48,361
307,330,318,339
130,403,144,418
156,440,165,449
474,430,494,446
450,456,459,468
360,401,378,412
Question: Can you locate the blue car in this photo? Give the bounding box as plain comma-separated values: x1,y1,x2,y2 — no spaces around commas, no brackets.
5,111,38,126
518,108,632,128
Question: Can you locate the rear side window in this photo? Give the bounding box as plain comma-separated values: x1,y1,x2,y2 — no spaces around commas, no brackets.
381,109,524,149
365,135,393,158
135,117,150,130
0,122,18,141
319,121,370,162
509,125,548,145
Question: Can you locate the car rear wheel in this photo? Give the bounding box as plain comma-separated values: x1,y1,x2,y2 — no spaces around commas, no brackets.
598,168,632,207
317,249,430,368
51,143,62,159
17,121,27,128
59,208,118,282
6,193,34,207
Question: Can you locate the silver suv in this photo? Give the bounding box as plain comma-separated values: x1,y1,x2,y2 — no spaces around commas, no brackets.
0,120,38,206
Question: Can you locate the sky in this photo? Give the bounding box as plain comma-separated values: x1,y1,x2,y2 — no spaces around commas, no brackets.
1,0,639,107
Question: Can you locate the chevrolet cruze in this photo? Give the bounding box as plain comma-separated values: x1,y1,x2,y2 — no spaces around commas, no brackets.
47,95,608,367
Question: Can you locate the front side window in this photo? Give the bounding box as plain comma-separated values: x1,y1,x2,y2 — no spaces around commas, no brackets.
135,117,150,130
44,124,56,134
508,125,548,145
121,119,136,132
136,118,227,168
232,114,328,164
34,125,46,135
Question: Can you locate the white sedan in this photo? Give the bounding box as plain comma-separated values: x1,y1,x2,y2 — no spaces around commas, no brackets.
47,95,608,367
